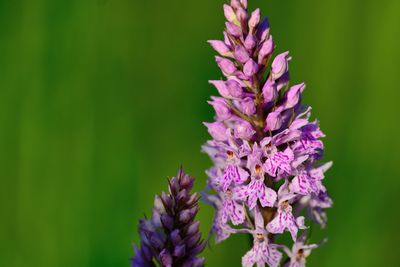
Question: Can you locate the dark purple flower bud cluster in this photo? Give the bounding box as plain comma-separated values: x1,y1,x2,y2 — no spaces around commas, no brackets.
202,1,333,266
132,168,205,267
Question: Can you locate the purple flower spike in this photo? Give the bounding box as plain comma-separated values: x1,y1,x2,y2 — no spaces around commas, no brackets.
132,168,205,267
203,1,333,266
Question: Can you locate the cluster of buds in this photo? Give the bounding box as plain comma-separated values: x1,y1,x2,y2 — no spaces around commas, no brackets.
132,168,205,267
203,1,332,266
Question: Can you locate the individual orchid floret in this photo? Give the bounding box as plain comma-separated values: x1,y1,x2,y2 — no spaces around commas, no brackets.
289,162,332,195
221,187,246,225
208,96,232,120
263,147,294,178
216,56,237,75
235,145,277,209
283,234,325,267
220,148,249,191
242,208,282,267
204,122,228,141
266,183,307,241
202,1,333,266
271,52,291,80
208,40,232,57
234,119,256,140
132,168,205,267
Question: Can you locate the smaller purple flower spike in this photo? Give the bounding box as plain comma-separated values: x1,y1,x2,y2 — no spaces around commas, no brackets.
132,168,205,267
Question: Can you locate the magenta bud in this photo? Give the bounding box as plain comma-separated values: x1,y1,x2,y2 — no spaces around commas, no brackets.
149,233,164,250
265,109,283,131
276,72,290,91
225,79,243,98
223,32,231,46
215,56,236,75
186,232,201,248
173,244,186,258
243,58,260,76
225,22,242,37
223,4,236,22
262,79,278,103
230,0,241,9
234,120,256,140
284,82,305,109
208,96,231,120
257,17,270,42
236,7,248,24
248,8,260,30
233,45,250,63
239,97,256,115
186,221,201,236
271,51,291,80
209,80,230,98
159,249,173,267
208,40,231,56
258,36,274,64
203,122,228,141
244,34,257,51
170,229,182,245
161,214,174,230
176,189,188,202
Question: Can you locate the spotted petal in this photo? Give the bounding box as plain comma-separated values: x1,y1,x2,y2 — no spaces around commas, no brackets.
222,198,245,225
221,165,249,191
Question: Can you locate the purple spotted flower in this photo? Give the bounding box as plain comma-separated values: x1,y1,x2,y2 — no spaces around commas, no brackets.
242,207,282,267
266,181,306,241
132,168,205,267
202,1,333,266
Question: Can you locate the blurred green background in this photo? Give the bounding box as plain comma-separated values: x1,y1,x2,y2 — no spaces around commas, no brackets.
0,0,399,266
